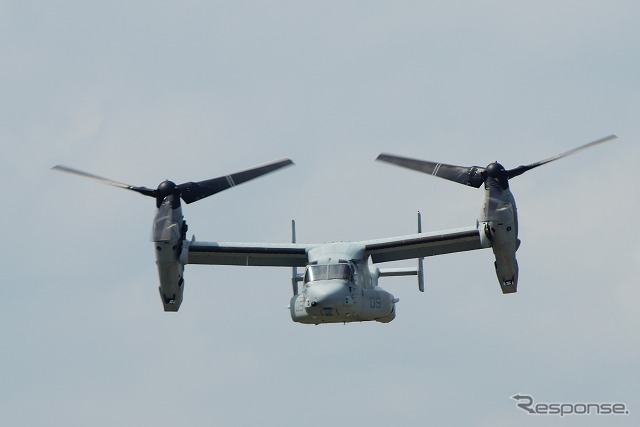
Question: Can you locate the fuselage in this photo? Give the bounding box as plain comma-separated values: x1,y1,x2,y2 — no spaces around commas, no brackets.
288,243,397,324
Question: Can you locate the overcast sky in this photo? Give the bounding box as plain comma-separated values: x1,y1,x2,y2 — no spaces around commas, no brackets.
2,1,639,426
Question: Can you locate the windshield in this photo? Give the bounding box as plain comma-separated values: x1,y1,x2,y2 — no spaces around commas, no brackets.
304,264,353,283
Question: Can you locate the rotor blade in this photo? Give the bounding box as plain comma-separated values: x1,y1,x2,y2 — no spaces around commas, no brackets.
376,153,485,188
507,134,618,179
51,165,156,197
178,158,294,204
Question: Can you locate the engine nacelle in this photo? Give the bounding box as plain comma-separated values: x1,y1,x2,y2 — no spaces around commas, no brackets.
479,203,519,294
156,240,185,312
153,198,188,312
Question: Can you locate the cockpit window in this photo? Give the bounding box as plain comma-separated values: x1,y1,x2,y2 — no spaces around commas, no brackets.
304,265,326,282
328,264,352,281
304,263,353,283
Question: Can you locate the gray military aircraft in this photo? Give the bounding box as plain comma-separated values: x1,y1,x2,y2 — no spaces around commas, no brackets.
53,135,615,324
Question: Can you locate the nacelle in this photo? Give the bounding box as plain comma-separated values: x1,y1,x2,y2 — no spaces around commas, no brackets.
155,240,186,311
479,202,519,294
153,200,189,312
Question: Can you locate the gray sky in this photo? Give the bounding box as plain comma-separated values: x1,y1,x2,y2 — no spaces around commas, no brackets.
2,1,639,426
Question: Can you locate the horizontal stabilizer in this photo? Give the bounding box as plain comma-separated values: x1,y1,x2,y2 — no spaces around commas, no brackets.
378,267,419,277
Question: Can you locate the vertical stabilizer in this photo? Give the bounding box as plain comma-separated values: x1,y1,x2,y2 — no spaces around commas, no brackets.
417,212,425,292
291,220,299,295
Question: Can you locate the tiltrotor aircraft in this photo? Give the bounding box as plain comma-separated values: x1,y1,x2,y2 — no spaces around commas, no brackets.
53,135,616,324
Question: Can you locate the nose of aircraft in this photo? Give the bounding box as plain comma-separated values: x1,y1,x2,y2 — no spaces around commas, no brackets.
304,281,351,312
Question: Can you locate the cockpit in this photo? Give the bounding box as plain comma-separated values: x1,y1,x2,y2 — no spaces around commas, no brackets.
304,263,354,283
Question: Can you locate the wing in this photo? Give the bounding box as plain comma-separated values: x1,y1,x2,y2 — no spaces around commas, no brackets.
185,226,483,267
363,226,484,263
186,241,313,267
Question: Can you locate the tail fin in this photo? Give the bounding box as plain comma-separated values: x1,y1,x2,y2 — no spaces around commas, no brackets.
417,211,425,292
376,212,426,292
291,220,303,295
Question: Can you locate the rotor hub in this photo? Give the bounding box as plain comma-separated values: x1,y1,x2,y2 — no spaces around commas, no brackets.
483,162,510,189
156,180,177,197
154,180,179,208
485,162,506,178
